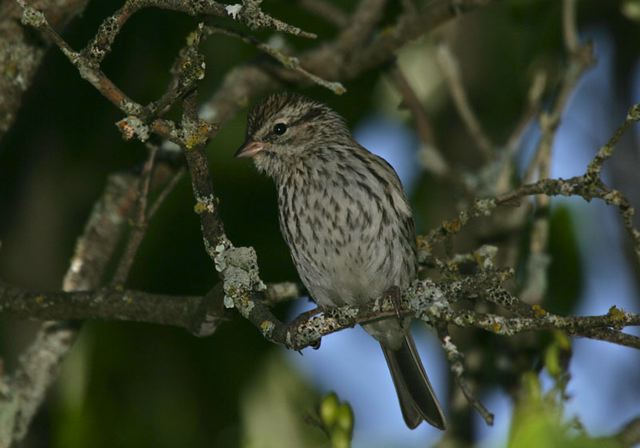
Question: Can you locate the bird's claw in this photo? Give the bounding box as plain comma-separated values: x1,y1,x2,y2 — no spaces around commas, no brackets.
384,285,403,321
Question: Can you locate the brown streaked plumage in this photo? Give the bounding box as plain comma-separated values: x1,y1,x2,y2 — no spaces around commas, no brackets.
236,92,446,430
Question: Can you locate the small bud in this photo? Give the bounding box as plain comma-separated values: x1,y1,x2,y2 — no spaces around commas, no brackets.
330,429,351,448
319,392,339,427
336,403,354,435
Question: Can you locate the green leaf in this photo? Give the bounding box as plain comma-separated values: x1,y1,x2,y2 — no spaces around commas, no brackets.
509,373,624,448
544,331,571,380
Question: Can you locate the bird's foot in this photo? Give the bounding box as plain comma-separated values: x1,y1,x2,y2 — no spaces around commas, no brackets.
291,306,324,351
384,285,403,321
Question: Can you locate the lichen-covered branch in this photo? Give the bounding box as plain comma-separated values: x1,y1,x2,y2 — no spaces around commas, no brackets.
424,104,640,265
81,0,316,69
2,276,639,349
333,0,493,79
0,0,90,140
204,25,345,94
177,86,285,341
518,0,593,305
524,0,594,184
0,280,214,332
18,1,144,116
203,0,491,125
278,278,640,351
0,280,303,330
439,330,494,426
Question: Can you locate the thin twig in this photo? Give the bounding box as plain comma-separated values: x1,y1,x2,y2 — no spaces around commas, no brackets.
439,330,494,425
428,97,640,264
335,0,494,79
524,4,593,185
235,0,317,39
144,25,210,119
388,65,436,147
562,0,580,54
505,70,547,155
80,0,316,69
335,0,387,54
0,0,90,140
147,168,186,220
436,42,494,159
205,24,346,94
426,170,640,256
297,0,348,27
201,0,490,125
18,2,143,115
388,64,453,180
111,145,157,287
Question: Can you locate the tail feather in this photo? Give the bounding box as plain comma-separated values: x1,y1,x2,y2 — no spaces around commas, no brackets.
381,335,446,430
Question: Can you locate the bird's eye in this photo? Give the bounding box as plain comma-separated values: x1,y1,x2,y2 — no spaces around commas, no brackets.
273,123,288,135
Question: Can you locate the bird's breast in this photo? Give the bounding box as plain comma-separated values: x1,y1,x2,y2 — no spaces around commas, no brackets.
276,163,416,307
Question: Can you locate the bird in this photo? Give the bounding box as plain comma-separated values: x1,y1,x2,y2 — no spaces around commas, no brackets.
235,92,446,430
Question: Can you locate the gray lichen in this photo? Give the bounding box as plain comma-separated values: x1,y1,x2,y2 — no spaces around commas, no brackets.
116,116,149,141
19,5,46,28
217,246,266,312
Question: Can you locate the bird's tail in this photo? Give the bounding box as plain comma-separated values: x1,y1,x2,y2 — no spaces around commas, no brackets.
381,334,446,430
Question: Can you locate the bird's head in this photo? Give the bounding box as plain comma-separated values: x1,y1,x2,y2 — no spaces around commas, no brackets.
235,92,350,178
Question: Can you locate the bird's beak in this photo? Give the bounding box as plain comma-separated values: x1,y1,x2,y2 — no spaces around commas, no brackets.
234,140,265,158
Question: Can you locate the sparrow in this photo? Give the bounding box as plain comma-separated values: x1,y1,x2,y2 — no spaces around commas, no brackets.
235,92,446,430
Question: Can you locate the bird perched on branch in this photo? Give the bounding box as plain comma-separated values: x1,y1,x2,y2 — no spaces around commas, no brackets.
235,92,446,430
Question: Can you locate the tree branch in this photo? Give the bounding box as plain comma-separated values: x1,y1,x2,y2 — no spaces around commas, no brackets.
203,0,492,125
2,277,639,351
0,172,138,445
0,0,90,140
388,64,453,180
424,103,640,264
204,24,345,94
436,42,494,159
439,330,494,426
297,0,348,28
